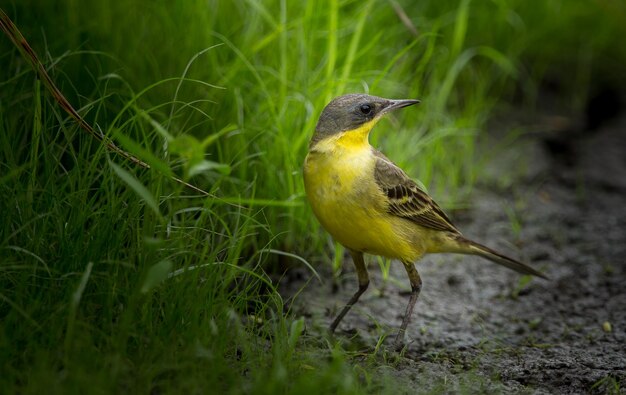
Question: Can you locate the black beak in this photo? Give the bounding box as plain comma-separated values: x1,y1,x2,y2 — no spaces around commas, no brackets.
380,99,420,115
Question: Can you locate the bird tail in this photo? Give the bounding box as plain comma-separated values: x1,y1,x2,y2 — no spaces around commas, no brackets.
455,236,549,279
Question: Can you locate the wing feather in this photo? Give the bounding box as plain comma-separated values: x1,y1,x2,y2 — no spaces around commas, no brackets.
373,150,460,234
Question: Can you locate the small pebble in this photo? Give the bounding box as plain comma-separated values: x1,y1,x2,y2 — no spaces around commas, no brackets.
602,321,612,333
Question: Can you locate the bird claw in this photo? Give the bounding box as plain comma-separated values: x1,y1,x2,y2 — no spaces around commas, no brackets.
393,332,406,352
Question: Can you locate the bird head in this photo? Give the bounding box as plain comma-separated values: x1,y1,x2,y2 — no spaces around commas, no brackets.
310,94,420,147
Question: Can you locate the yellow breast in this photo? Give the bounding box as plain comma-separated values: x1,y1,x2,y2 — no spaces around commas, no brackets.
303,128,423,261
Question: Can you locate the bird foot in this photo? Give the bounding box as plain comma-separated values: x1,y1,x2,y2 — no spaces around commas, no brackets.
393,332,406,352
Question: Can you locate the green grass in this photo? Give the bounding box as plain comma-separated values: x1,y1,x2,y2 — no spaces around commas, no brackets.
1,0,625,393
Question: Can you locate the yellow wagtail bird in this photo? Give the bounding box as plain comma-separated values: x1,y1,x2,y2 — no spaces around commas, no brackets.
303,94,548,347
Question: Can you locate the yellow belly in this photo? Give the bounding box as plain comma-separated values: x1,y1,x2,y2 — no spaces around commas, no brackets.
303,145,425,262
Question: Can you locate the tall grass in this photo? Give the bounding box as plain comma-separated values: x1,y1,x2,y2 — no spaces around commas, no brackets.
1,0,624,393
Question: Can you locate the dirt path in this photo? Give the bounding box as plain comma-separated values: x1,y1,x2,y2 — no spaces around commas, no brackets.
283,113,626,394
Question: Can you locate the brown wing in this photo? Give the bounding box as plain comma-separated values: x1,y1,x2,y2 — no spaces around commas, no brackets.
373,150,460,234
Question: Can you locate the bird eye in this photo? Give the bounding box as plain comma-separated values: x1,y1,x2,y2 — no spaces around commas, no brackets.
359,104,372,115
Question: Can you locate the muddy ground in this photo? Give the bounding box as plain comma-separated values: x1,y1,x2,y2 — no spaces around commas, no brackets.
282,110,626,394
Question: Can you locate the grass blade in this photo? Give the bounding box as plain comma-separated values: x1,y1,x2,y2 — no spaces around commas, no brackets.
264,249,321,283
112,128,173,177
141,260,173,293
109,161,163,219
65,262,94,357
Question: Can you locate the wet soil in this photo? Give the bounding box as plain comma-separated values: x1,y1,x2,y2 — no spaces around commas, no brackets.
283,111,626,393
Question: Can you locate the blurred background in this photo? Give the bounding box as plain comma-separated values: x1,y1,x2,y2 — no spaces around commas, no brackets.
1,1,625,393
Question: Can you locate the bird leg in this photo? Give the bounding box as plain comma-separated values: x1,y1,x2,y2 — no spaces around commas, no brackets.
395,261,422,348
329,250,369,333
